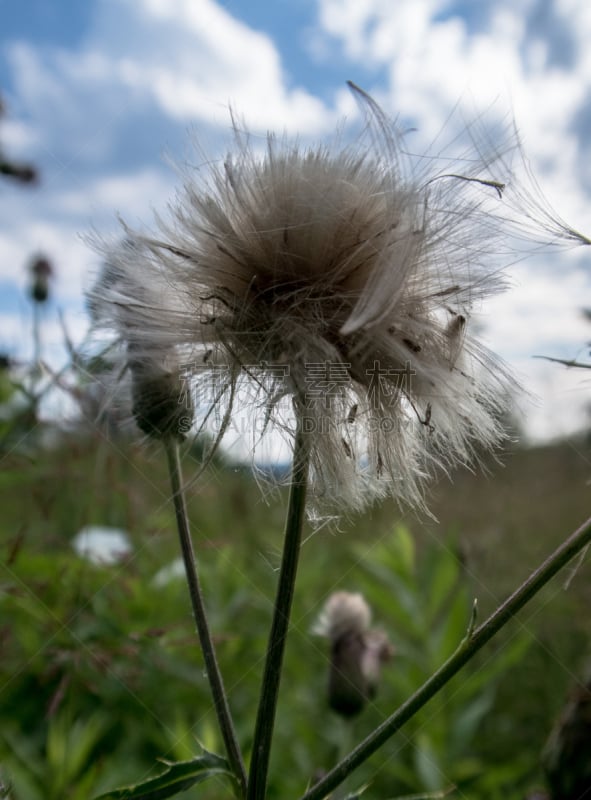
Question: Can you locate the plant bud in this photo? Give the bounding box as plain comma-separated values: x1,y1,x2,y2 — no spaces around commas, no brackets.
29,255,53,304
130,358,193,440
315,591,393,718
0,160,38,185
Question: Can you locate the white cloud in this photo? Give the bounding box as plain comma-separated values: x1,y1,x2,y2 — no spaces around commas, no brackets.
0,115,40,155
5,0,339,140
313,0,591,442
1,308,89,364
2,0,591,443
315,0,591,230
0,166,177,310
0,0,350,371
484,261,590,356
511,356,591,442
127,0,334,132
480,259,591,440
53,168,175,222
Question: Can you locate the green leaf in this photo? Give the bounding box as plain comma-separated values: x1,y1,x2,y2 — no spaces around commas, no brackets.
341,785,370,799
425,547,460,625
414,734,444,792
447,690,495,755
390,525,416,577
385,788,456,800
93,752,234,800
47,713,110,791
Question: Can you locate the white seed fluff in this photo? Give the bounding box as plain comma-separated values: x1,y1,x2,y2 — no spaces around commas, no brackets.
88,84,589,514
313,591,372,640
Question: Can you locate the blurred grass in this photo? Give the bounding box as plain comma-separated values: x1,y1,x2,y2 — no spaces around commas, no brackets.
0,430,590,798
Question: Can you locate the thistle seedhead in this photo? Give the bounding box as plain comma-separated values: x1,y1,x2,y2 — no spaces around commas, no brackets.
87,84,590,511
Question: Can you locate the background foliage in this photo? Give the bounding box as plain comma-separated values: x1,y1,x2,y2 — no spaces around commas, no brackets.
1,416,590,798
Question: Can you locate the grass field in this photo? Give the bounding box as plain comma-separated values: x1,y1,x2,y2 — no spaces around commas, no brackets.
1,426,589,799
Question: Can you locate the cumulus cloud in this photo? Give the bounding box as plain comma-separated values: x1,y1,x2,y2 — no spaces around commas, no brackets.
0,0,344,316
482,261,591,439
313,0,591,439
485,262,590,355
319,0,591,203
0,167,176,305
1,0,590,442
5,0,340,139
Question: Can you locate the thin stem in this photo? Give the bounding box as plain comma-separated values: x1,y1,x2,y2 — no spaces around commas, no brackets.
247,421,310,800
301,514,591,800
164,438,247,798
33,301,41,367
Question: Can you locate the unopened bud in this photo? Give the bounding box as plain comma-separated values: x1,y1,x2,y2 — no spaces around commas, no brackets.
29,255,53,303
1,159,38,185
130,358,193,441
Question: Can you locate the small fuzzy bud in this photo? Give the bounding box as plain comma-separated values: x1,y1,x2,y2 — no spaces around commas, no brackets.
130,357,193,441
28,255,53,304
0,160,38,185
315,591,393,718
314,591,372,640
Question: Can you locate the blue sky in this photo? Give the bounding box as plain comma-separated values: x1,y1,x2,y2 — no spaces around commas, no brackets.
1,0,590,442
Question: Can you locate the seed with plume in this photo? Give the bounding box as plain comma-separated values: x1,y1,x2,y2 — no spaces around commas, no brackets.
314,591,393,717
87,83,590,511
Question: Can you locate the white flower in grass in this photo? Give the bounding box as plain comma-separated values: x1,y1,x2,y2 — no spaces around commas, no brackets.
87,83,589,513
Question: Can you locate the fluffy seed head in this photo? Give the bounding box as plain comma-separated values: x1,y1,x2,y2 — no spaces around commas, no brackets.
87,84,590,512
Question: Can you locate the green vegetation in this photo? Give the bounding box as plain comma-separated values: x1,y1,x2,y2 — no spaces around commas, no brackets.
1,430,590,798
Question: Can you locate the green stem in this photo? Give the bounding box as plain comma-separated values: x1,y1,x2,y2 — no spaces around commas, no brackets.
164,438,247,798
247,422,310,800
301,514,591,800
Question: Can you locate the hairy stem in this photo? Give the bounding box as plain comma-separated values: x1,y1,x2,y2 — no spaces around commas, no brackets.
301,514,591,800
247,421,310,800
164,438,247,798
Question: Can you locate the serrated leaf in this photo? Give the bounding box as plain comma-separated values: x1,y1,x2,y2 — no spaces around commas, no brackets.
93,752,234,800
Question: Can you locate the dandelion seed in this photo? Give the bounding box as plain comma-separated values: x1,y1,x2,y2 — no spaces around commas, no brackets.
87,83,589,513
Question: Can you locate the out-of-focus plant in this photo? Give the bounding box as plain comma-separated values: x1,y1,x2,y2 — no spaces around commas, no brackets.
542,663,591,800
83,82,591,800
2,80,591,800
351,526,533,795
0,95,38,186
